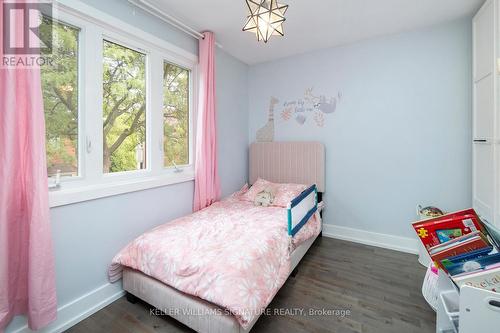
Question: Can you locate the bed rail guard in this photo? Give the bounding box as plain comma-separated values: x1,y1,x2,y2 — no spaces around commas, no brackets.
287,184,318,237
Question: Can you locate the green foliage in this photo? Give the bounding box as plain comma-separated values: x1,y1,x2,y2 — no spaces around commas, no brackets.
102,40,146,173
163,63,189,167
41,17,79,177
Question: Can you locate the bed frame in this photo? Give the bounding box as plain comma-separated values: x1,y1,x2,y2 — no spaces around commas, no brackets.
123,141,325,333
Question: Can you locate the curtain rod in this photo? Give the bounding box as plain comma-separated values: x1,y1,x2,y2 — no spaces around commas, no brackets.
128,0,223,49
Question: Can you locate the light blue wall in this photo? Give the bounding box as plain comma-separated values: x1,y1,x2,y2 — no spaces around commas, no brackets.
248,18,472,239
217,50,250,196
5,0,248,332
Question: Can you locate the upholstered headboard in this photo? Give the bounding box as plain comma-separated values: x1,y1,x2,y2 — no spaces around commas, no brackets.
249,142,325,192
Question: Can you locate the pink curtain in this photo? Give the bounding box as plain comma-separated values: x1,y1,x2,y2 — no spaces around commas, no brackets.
0,2,57,330
193,31,221,211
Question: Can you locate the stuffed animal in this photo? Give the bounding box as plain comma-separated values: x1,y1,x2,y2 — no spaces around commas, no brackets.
254,187,275,207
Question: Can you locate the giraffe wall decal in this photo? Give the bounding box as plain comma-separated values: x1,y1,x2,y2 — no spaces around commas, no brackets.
256,96,279,142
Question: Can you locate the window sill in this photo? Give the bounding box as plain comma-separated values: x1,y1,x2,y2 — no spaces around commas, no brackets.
49,171,194,208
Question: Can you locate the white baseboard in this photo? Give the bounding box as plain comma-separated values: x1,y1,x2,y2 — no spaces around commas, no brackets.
322,224,419,254
9,283,125,333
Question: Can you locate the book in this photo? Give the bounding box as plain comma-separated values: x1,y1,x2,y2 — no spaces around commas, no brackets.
430,235,491,269
452,265,500,292
428,231,481,255
412,209,484,250
441,246,494,270
445,252,500,276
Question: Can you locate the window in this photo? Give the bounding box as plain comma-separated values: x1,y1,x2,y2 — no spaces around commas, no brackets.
102,40,147,173
163,62,190,167
40,5,197,207
41,17,80,178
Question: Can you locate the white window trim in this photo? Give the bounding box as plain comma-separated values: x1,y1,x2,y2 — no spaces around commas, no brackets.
49,171,195,207
48,0,198,208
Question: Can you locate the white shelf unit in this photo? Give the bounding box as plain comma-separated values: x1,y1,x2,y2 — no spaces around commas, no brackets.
436,270,460,333
435,270,500,333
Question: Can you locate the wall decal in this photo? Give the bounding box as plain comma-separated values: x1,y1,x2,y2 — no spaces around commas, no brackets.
295,114,306,125
280,88,342,127
314,111,325,127
256,96,279,142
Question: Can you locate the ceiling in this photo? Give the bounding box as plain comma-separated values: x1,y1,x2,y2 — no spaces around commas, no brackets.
144,0,483,65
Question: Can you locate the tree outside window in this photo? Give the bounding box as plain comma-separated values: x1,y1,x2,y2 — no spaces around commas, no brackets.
163,62,189,167
102,40,146,173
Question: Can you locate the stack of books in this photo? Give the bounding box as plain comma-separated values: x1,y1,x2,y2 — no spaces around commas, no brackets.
413,209,500,293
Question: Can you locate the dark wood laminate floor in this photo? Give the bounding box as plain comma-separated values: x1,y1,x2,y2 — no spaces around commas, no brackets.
66,237,435,333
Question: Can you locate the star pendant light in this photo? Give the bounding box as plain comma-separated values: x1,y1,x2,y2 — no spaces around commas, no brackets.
242,0,289,43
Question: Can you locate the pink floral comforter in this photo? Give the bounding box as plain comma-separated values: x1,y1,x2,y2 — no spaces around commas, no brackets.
109,196,321,328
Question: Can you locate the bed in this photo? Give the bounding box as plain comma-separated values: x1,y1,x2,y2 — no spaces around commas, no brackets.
109,141,325,333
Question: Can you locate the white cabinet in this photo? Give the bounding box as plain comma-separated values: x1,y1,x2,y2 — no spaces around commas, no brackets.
474,1,495,82
473,0,498,225
474,75,494,138
473,144,495,219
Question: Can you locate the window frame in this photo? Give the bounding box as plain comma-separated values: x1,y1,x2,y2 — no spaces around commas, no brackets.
42,13,85,183
47,1,198,208
162,60,194,169
101,35,150,177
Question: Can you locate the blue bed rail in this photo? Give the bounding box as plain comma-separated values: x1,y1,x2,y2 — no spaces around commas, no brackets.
287,184,318,237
